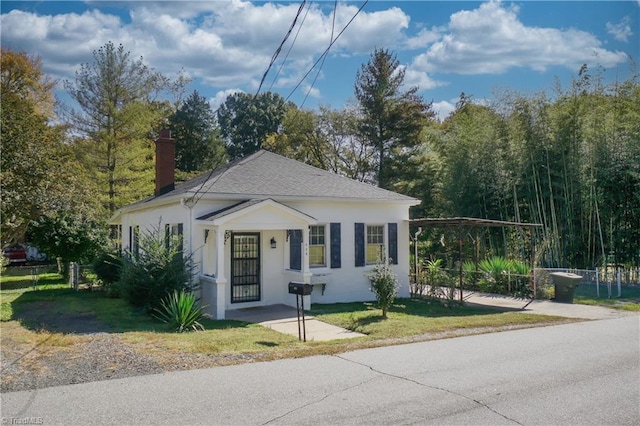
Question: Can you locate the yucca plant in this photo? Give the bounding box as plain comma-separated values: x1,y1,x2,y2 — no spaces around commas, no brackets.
153,290,207,332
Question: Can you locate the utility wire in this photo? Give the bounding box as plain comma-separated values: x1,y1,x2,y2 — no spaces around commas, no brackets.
256,0,307,95
285,0,368,103
269,1,313,92
299,0,337,109
186,0,308,206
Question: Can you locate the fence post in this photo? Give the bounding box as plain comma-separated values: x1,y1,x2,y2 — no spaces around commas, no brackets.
69,262,79,290
595,267,599,298
616,267,622,298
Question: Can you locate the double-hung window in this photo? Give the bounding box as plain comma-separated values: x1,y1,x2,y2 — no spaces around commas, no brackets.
165,223,184,252
366,225,384,264
309,225,326,267
129,225,140,257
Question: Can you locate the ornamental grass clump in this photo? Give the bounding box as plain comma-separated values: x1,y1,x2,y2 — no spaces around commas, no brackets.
153,290,206,332
366,258,399,318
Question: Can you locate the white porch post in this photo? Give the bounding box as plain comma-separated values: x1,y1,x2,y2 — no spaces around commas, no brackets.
214,227,228,319
302,226,312,308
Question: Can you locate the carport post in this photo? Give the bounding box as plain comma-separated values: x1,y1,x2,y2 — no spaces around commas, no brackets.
458,228,463,302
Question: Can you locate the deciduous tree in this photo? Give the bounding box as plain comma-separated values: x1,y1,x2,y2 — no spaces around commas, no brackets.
217,92,287,160
64,42,177,213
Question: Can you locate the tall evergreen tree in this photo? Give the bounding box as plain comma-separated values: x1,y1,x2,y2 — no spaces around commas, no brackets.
354,48,433,190
168,90,226,173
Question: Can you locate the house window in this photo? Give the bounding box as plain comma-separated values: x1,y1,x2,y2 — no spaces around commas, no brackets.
129,225,140,257
309,225,326,267
165,223,184,252
366,225,384,265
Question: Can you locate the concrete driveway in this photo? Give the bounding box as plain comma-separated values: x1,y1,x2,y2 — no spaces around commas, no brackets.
463,291,637,320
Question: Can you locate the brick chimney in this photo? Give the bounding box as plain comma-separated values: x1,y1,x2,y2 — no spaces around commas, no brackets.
155,129,175,196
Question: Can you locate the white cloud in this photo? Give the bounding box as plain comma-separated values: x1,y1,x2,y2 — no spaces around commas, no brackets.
606,17,633,42
431,99,455,121
403,27,443,50
0,1,412,95
209,88,244,111
411,0,628,75
402,67,447,91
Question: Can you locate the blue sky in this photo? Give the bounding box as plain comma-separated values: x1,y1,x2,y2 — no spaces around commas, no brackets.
2,1,638,119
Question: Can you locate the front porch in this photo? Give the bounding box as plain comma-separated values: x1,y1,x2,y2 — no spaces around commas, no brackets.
195,199,318,319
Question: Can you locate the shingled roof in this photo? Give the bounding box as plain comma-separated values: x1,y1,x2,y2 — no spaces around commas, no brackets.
158,150,418,203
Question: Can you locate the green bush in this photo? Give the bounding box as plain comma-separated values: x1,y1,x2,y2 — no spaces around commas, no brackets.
119,227,194,311
153,290,206,332
93,251,122,297
478,256,532,298
366,258,399,318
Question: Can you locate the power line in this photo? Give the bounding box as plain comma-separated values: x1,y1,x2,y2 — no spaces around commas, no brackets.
268,1,313,92
299,0,338,109
186,1,309,206
256,0,307,96
285,0,369,103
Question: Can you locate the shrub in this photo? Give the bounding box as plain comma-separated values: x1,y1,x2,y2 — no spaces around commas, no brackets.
478,256,533,298
119,227,194,311
153,290,206,332
93,251,122,297
366,258,399,318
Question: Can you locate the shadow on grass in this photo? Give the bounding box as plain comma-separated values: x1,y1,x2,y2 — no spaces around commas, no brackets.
9,287,252,335
255,341,280,347
312,297,509,319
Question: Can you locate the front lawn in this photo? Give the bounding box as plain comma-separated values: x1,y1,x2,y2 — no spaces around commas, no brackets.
1,272,575,378
311,299,564,338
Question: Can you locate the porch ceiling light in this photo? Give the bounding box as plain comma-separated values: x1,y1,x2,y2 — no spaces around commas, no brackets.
270,237,277,249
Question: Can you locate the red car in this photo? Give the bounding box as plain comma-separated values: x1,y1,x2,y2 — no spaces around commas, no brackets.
3,243,28,264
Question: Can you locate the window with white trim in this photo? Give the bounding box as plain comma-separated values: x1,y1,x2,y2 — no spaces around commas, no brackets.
165,223,184,252
366,225,384,265
309,225,326,267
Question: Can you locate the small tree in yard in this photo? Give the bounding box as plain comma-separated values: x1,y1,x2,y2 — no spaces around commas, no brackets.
118,226,194,312
366,257,399,318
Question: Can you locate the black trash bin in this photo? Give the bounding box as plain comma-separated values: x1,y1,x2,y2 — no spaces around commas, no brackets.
550,272,582,303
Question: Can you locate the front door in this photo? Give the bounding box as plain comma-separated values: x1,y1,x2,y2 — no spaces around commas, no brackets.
231,233,261,303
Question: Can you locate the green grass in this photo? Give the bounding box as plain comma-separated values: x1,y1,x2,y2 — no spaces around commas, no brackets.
311,299,562,338
1,273,575,364
573,284,640,311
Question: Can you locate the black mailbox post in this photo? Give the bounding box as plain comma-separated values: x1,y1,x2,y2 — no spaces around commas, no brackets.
288,282,313,296
289,282,312,341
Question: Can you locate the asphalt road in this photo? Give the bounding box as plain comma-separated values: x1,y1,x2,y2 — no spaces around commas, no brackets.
2,315,638,425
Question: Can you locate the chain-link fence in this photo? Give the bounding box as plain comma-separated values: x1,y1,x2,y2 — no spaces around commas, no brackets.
69,262,96,290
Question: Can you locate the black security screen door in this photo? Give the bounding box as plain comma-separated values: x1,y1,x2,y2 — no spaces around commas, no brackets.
231,233,261,303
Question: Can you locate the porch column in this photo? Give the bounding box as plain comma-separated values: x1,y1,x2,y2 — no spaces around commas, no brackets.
214,227,228,320
302,226,312,308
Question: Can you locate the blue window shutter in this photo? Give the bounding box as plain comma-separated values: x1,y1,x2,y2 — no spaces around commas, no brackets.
164,224,170,250
354,223,365,267
388,223,398,265
289,230,302,271
330,223,341,269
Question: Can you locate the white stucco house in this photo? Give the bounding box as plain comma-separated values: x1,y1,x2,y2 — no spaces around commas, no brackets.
109,130,420,319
